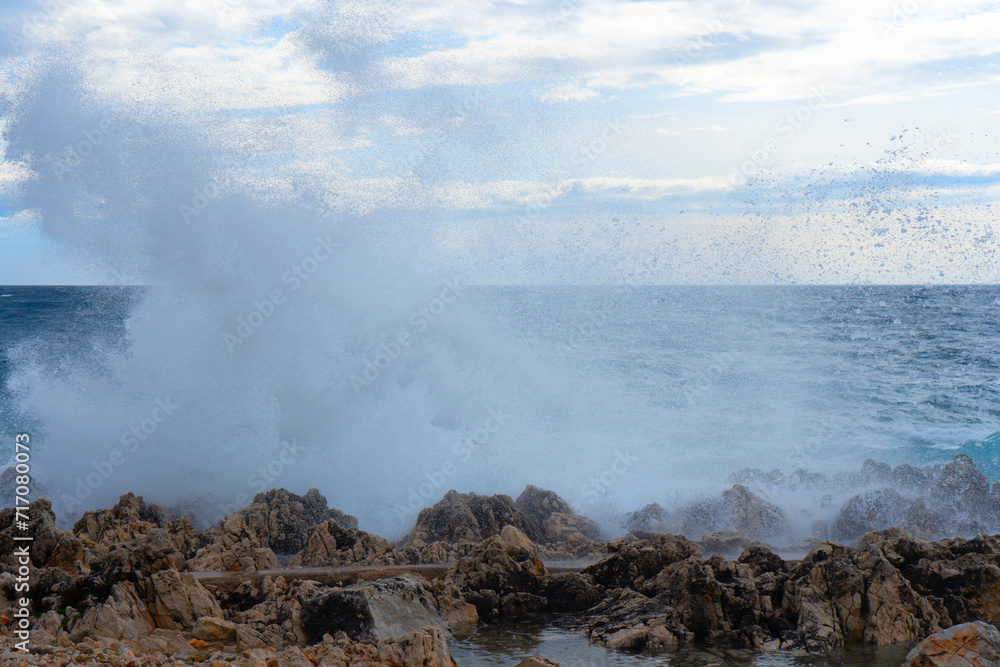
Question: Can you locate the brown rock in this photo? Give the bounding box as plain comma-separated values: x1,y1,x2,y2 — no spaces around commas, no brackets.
146,569,224,629
288,519,390,567
904,621,1000,666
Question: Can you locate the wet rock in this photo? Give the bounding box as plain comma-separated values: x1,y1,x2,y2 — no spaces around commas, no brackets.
700,530,754,556
515,485,600,542
406,490,541,544
623,503,668,533
903,621,1000,667
681,485,789,542
288,519,391,567
511,659,560,667
541,572,603,612
583,533,700,590
833,488,940,542
237,487,358,555
0,499,86,574
300,575,448,644
447,535,549,619
499,524,537,552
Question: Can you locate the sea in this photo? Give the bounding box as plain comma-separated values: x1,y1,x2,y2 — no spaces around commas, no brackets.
2,283,998,665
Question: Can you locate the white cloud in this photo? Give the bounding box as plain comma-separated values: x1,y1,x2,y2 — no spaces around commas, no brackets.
532,82,598,104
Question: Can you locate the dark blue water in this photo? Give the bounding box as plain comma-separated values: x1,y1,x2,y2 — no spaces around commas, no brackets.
0,286,140,464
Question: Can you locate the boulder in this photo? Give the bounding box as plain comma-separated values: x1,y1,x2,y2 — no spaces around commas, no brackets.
236,487,359,554
192,615,239,642
73,492,164,547
300,575,448,644
583,533,700,590
833,488,940,543
681,484,789,542
146,569,224,629
187,512,279,572
67,581,155,642
309,626,458,667
406,490,541,544
701,530,754,556
447,535,549,619
623,502,669,533
515,485,601,542
0,499,86,574
904,621,1000,666
288,519,391,567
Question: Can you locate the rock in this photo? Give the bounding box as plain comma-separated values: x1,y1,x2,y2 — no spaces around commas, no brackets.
623,502,669,533
405,490,541,544
0,499,85,574
146,569,224,629
499,524,537,551
540,572,602,612
131,628,198,656
238,487,359,554
583,533,700,590
73,492,164,547
834,488,940,543
447,535,549,619
375,626,458,667
681,484,789,542
701,530,754,556
903,621,1000,666
187,512,279,572
300,575,448,644
515,485,600,542
192,616,239,642
68,581,155,642
512,659,560,667
288,519,391,567
543,512,600,543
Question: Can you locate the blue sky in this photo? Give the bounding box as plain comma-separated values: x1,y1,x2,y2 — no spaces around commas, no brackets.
0,0,998,284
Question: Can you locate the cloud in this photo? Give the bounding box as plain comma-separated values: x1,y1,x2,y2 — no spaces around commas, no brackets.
532,82,598,103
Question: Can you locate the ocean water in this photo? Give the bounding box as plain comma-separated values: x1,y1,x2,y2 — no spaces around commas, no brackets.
2,284,999,531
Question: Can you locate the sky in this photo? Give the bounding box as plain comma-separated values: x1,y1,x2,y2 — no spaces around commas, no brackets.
0,0,999,285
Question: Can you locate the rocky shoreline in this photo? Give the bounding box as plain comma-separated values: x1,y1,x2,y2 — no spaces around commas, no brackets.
5,455,1000,666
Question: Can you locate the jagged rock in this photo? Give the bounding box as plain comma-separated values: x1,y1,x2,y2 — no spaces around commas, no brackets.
236,488,358,554
300,575,448,644
406,490,541,544
623,503,668,533
701,530,754,556
225,575,328,646
73,492,164,547
187,512,279,572
515,485,600,542
541,572,602,612
307,626,458,667
511,659,560,667
582,533,700,590
288,519,391,567
146,569,224,629
833,488,940,542
67,581,155,641
681,484,789,542
499,524,537,552
903,621,1000,666
0,499,85,574
447,535,549,619
192,615,239,642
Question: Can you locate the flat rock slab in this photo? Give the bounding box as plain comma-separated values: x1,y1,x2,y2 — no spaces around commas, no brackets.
904,621,1000,667
300,575,448,644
